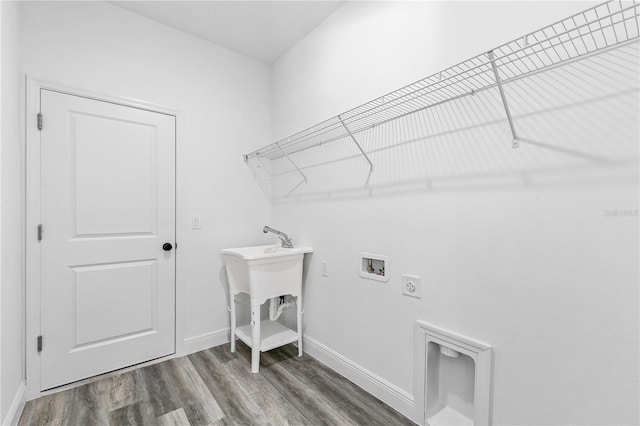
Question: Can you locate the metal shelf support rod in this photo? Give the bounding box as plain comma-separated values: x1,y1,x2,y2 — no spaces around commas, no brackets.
277,140,308,183
338,115,374,172
487,50,520,148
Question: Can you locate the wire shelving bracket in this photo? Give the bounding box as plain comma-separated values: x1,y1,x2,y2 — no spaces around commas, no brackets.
244,0,640,199
487,50,520,148
277,139,307,197
338,114,374,172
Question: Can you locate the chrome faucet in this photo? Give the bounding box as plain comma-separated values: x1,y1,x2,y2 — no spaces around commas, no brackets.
263,226,293,248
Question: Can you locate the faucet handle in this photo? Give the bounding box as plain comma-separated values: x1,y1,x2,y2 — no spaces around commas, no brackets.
279,236,294,248
281,237,293,248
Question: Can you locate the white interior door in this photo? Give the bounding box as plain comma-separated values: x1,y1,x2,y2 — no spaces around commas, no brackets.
39,89,176,390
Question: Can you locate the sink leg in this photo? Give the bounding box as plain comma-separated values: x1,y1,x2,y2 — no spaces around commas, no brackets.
297,294,303,357
230,298,236,353
251,304,260,373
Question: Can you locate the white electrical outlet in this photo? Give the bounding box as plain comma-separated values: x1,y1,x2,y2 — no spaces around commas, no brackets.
321,261,328,277
402,274,421,299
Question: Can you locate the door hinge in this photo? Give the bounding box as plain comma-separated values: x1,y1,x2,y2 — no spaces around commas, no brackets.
37,335,43,352
37,113,43,131
37,224,43,241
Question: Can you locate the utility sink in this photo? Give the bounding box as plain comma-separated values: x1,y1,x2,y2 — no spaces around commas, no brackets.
222,244,312,300
221,244,312,373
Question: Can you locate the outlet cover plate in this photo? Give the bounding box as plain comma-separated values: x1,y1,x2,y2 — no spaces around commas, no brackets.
402,274,421,299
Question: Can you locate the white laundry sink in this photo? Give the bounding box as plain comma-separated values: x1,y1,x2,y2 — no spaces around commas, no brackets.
222,244,312,302
222,244,312,373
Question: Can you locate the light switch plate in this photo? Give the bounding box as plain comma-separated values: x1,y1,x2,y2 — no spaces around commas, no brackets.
321,261,328,277
192,215,201,229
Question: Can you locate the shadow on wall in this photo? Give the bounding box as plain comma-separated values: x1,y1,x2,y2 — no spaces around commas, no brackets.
253,42,639,203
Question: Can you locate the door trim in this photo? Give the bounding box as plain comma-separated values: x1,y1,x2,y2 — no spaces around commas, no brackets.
25,76,186,400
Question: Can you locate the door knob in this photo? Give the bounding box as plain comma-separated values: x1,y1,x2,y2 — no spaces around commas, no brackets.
162,243,173,251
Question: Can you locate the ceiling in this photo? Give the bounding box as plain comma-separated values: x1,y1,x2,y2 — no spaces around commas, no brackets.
111,1,345,64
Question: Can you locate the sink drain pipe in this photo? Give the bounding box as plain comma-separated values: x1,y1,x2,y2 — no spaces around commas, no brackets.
269,297,295,321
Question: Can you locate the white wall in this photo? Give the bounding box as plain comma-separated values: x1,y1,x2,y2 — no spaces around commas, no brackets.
19,0,272,359
1,0,25,422
11,1,640,424
272,1,639,424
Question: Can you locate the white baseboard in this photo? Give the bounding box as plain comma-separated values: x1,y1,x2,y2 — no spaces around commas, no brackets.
181,301,253,356
302,336,415,420
183,328,229,355
3,380,27,426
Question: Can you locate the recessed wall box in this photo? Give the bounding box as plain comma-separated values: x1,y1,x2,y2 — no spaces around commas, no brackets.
359,253,388,282
414,321,493,426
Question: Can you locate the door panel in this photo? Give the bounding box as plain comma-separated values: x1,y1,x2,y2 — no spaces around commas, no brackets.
40,90,176,390
72,260,157,347
73,113,157,236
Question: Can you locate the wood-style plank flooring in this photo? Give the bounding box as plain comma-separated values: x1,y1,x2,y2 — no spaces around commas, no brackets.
19,342,415,425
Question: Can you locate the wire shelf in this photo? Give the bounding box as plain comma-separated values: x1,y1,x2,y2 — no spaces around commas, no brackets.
245,0,640,196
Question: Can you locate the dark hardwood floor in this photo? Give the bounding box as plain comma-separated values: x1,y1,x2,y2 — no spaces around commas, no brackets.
19,342,415,425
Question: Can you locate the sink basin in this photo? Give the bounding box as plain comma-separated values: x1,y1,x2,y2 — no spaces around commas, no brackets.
221,244,312,303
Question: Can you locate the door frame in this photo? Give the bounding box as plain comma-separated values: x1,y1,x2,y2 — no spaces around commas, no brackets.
25,76,186,400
